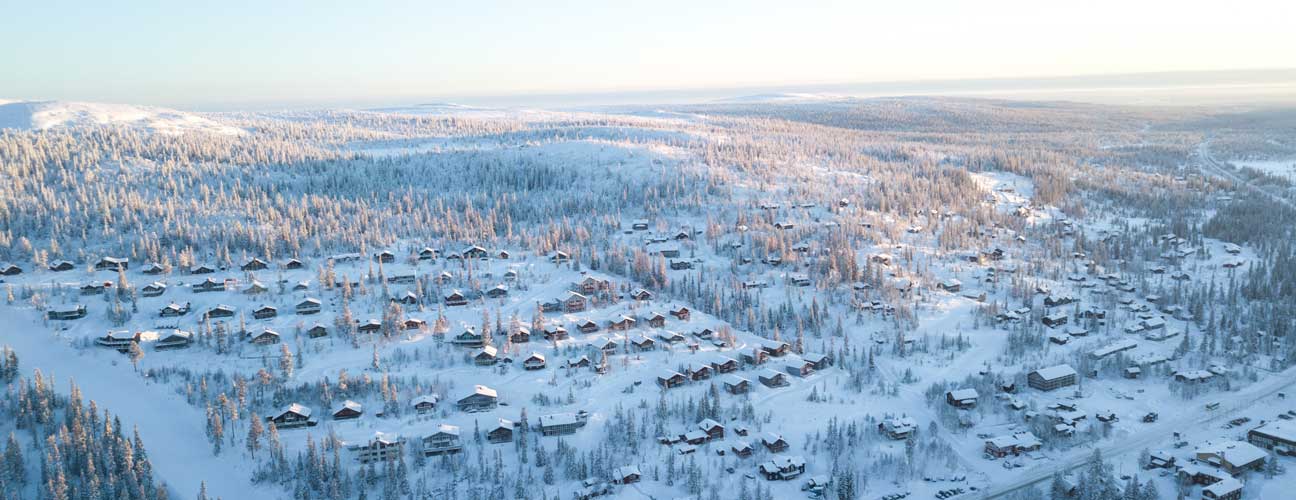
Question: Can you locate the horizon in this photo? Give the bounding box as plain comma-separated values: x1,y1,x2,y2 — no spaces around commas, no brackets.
3,0,1294,110
5,67,1296,112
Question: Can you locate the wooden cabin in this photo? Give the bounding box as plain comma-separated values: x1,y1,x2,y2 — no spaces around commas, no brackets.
444,290,468,307
248,329,281,345
267,403,314,429
564,292,588,312
253,305,278,320
241,258,268,271
422,424,463,456
657,370,686,389
159,302,190,318
296,298,322,315
332,400,363,420
457,385,498,412
307,324,328,338
488,420,515,444
48,304,88,321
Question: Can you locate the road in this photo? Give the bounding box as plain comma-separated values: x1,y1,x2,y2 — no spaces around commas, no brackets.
978,364,1296,499
1197,140,1296,212
978,139,1296,498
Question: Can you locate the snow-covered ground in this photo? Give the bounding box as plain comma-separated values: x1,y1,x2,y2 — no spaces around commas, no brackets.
1230,158,1296,181
0,99,246,135
2,97,1295,500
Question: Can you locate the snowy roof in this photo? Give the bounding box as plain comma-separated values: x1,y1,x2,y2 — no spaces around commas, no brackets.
102,330,135,341
335,400,362,413
493,419,515,430
755,338,789,349
772,455,805,468
1203,477,1242,497
882,417,917,430
683,430,708,441
722,374,749,386
412,394,439,406
617,465,641,478
469,385,497,398
434,424,461,436
658,369,684,380
1250,421,1296,444
1176,369,1214,381
159,330,192,341
540,413,580,427
986,431,1040,450
698,418,722,431
1195,439,1267,467
281,403,311,419
1032,364,1076,380
1091,339,1138,358
948,389,979,401
363,431,400,446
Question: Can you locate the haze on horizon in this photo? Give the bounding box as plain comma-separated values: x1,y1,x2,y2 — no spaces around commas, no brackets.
2,0,1294,110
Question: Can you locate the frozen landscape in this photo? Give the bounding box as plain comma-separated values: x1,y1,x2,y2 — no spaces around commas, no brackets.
1,93,1295,500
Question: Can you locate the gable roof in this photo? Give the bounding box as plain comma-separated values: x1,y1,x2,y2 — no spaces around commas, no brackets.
280,403,312,419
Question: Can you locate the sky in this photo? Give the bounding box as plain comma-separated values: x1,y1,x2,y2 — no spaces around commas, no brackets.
1,0,1294,109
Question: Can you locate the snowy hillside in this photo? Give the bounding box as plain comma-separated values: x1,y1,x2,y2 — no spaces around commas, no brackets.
712,92,851,103
0,99,245,135
1,98,1296,500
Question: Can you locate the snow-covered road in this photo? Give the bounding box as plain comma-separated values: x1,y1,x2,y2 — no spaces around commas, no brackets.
979,363,1296,498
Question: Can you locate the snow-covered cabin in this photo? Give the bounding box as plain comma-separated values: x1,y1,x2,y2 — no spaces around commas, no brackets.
523,353,546,370
657,370,686,389
473,346,499,366
47,304,87,320
159,302,190,317
296,298,322,315
761,433,789,453
422,424,463,456
248,329,280,345
488,419,515,444
155,330,193,350
332,400,363,420
946,388,979,408
723,375,751,395
267,403,314,429
141,282,167,297
412,394,439,414
457,385,498,412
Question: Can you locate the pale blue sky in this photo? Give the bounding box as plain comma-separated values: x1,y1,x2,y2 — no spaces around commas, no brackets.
1,0,1293,109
